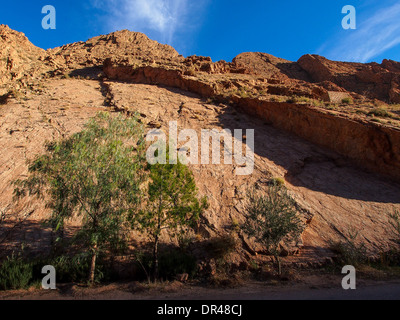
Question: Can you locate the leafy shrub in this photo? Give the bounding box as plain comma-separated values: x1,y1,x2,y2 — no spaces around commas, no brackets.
133,249,198,281
205,97,218,105
242,183,303,275
388,209,400,245
270,177,285,187
269,96,281,102
368,108,391,118
205,234,237,260
133,250,153,283
47,256,88,283
297,96,324,107
231,218,240,232
0,255,33,290
286,96,298,104
184,68,197,77
378,248,400,267
236,87,252,99
287,96,324,106
31,255,110,284
331,241,367,267
0,252,115,291
355,110,368,115
331,230,367,267
342,97,353,104
159,250,198,280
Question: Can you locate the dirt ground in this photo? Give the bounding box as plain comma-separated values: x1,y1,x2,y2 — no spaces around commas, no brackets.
1,270,400,300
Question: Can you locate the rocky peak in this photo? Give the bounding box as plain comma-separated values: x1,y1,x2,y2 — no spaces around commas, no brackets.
48,29,183,73
0,25,48,94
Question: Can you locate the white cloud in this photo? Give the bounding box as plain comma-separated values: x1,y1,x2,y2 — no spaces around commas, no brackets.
321,3,400,62
92,0,193,44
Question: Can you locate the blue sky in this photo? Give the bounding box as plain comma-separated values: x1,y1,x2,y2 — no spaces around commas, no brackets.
1,0,400,63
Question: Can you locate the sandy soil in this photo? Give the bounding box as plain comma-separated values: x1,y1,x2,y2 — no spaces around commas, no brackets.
1,274,399,300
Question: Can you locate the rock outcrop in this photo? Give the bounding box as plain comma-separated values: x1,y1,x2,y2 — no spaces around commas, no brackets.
298,54,400,103
0,25,48,95
47,29,183,73
103,56,400,181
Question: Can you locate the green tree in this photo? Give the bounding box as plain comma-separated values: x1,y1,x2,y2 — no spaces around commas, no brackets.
242,183,303,275
136,153,208,280
14,112,146,283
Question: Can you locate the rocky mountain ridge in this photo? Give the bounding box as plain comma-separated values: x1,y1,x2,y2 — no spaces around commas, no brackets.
3,24,400,104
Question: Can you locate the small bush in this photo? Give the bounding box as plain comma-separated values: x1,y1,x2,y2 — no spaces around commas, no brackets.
331,231,367,267
236,87,252,99
0,255,33,290
231,218,240,232
355,110,368,115
287,96,324,106
368,108,391,118
269,96,282,102
388,209,400,244
242,184,304,275
34,255,109,284
134,249,198,281
205,97,217,105
159,250,198,280
331,241,367,267
298,97,324,107
342,97,353,104
378,248,400,267
184,68,197,77
297,96,314,104
0,252,116,291
270,177,285,187
286,96,298,104
206,235,237,260
298,96,309,102
209,272,241,288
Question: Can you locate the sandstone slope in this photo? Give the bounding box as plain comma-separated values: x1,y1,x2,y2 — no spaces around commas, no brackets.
0,25,400,267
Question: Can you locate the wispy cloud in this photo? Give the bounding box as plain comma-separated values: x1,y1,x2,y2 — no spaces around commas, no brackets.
91,0,204,45
321,2,400,62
